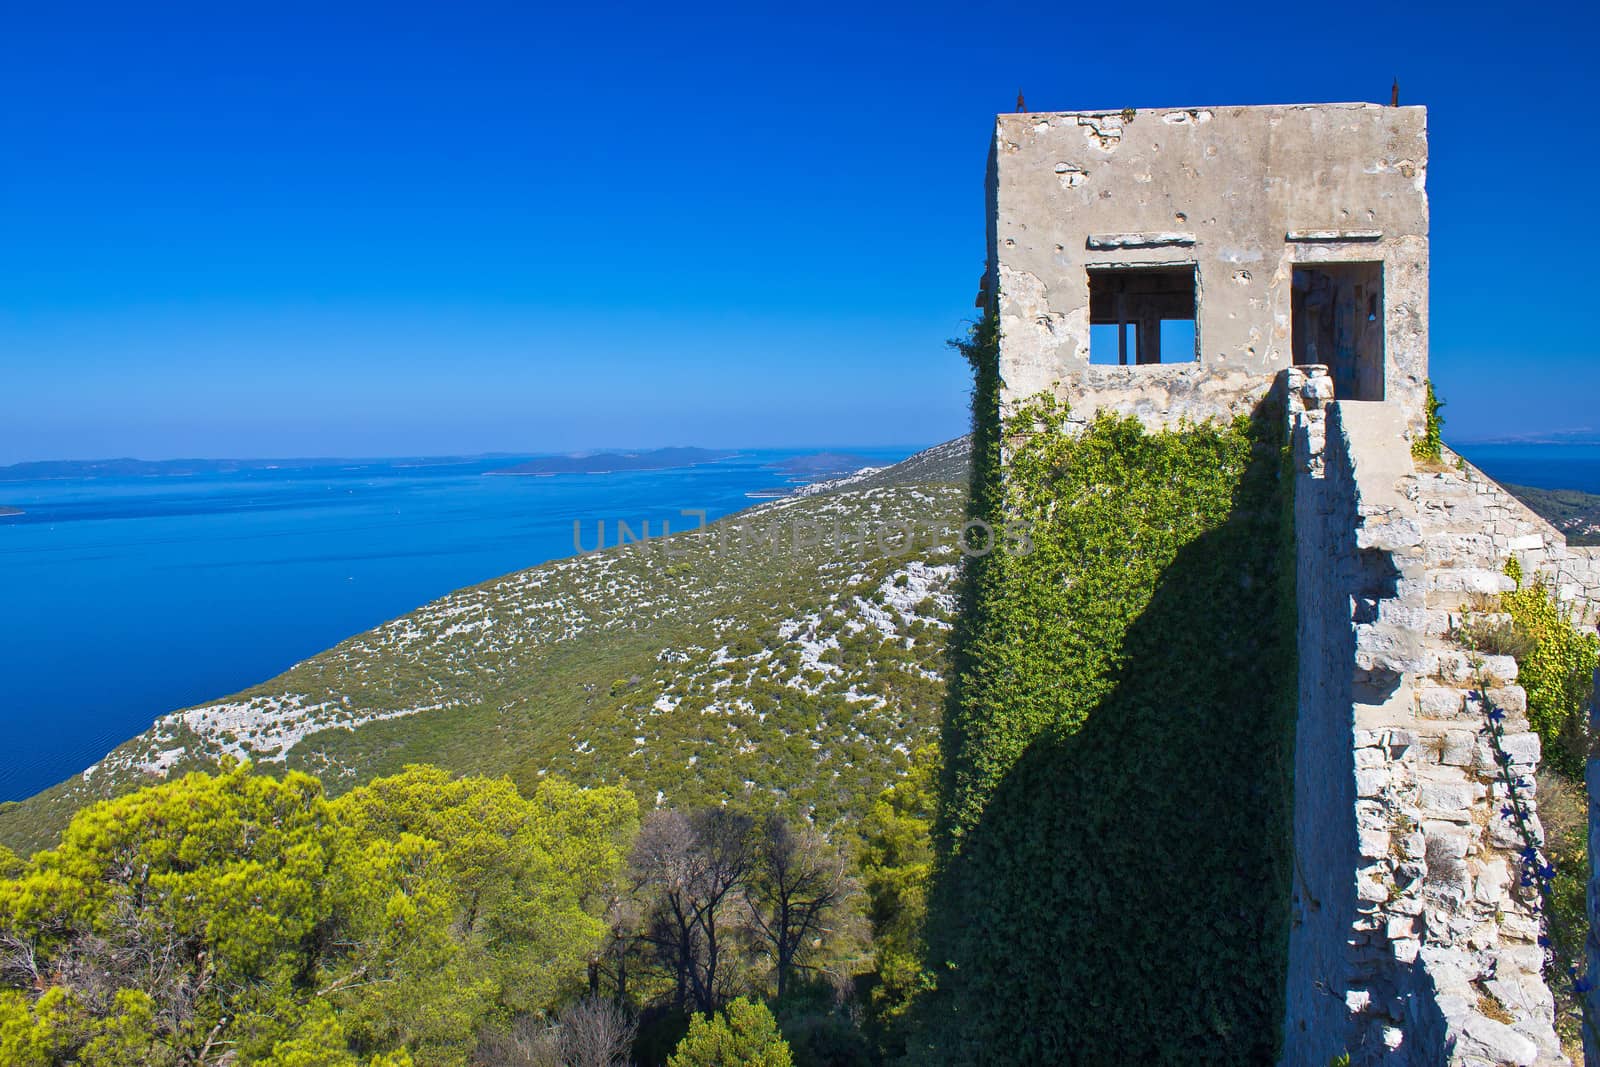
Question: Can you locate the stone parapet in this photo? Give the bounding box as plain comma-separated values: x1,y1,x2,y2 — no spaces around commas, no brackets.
1283,379,1565,1065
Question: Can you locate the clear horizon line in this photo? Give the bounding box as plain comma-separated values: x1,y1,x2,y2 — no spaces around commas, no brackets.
0,441,947,471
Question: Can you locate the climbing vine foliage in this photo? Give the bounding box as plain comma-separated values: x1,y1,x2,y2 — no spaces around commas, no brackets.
1502,558,1598,779
1411,380,1445,462
918,315,1297,1063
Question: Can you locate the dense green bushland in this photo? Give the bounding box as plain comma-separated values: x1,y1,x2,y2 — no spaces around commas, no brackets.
917,317,1297,1063
0,440,980,1065
0,763,636,1066
0,762,886,1066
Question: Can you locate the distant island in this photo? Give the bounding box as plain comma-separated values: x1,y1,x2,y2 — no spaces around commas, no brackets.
0,450,737,482
0,449,886,486
0,457,395,481
485,447,737,476
0,454,332,479
774,451,874,478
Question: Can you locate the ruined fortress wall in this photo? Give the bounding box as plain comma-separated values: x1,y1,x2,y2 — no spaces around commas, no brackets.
1282,370,1564,1065
983,100,1576,1062
1283,372,1365,1061
1443,452,1600,618
988,104,1429,433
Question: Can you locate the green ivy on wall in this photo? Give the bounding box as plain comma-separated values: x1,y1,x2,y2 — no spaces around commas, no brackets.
917,315,1297,1063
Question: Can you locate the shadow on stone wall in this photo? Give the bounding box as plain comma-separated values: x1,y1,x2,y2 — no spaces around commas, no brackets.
916,401,1297,1065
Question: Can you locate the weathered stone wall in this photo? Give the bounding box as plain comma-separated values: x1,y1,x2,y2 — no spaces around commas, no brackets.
988,104,1429,435
1549,548,1600,615
1283,365,1365,1062
1440,452,1600,620
1282,367,1564,1065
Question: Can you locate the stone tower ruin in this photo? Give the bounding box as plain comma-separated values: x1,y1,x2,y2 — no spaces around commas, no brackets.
986,102,1600,1065
985,102,1428,435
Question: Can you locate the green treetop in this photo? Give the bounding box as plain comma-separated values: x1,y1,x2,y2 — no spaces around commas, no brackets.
667,998,793,1067
0,761,637,1066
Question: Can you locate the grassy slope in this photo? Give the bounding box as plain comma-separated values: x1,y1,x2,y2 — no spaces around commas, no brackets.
0,440,973,855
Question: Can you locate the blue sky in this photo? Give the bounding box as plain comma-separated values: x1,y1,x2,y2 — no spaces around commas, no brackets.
1,0,1593,464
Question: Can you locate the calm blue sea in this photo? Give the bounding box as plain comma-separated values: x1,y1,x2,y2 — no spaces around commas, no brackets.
1455,443,1600,495
0,448,912,801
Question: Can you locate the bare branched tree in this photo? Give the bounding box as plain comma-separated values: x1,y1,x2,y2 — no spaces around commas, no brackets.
557,996,636,1067
630,807,757,1014
682,808,756,1014
746,814,850,999
589,890,644,1005
631,809,698,1011
475,1014,565,1067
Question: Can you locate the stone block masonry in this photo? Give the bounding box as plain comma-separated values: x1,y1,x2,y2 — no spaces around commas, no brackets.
1428,453,1600,619
1282,367,1564,1066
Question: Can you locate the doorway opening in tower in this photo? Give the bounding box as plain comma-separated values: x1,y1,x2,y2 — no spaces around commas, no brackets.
1292,262,1385,401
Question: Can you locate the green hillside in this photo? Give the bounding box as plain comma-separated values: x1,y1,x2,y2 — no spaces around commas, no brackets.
0,440,973,856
